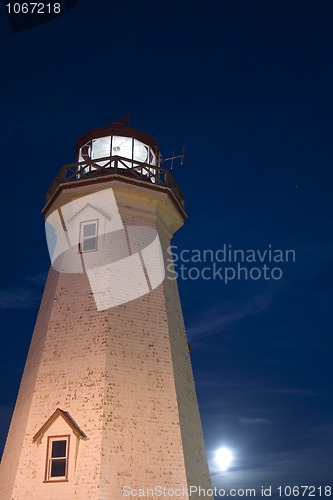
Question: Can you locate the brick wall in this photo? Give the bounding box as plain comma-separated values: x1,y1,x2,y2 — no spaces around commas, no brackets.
0,179,212,500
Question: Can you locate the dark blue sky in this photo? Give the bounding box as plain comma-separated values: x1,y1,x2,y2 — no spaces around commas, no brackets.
1,0,333,494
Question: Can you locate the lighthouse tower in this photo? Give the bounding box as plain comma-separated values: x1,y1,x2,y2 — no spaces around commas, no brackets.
0,124,212,500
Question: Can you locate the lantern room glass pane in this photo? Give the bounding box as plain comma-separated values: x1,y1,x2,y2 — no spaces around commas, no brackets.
91,136,111,159
149,148,157,166
79,141,91,163
91,136,111,167
133,139,148,163
111,136,133,160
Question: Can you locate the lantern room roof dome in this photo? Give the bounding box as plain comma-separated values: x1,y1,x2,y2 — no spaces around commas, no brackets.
75,124,160,157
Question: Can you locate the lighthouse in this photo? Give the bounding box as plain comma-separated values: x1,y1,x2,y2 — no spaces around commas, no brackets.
0,123,212,500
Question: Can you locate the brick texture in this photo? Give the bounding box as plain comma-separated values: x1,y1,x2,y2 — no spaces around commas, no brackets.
0,179,212,500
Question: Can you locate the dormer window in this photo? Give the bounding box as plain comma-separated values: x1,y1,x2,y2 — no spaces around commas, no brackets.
45,435,70,482
80,220,98,252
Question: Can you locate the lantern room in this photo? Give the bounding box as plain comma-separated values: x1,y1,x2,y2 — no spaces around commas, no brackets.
75,123,160,181
44,122,185,210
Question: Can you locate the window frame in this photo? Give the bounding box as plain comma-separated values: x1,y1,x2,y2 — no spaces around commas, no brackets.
44,434,70,483
79,219,99,253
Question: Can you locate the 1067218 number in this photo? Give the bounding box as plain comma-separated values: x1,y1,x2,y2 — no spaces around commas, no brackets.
277,485,332,496
6,3,62,14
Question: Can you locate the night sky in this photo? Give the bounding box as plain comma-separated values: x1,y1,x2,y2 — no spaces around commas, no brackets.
1,0,333,496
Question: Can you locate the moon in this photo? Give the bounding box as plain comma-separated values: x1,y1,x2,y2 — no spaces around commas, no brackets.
216,447,233,471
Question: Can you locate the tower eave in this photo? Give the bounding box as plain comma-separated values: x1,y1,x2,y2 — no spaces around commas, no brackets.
42,174,187,223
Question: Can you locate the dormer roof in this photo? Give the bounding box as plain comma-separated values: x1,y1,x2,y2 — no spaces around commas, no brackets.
32,408,87,444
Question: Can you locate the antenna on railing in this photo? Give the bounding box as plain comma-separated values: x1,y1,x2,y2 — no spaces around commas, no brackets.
162,147,185,169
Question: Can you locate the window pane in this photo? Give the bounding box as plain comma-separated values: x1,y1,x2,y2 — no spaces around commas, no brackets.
51,440,67,458
82,237,97,252
91,136,111,160
83,223,97,237
133,139,148,163
50,458,66,477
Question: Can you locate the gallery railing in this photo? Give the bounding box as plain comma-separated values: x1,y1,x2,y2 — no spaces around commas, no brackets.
46,155,184,209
